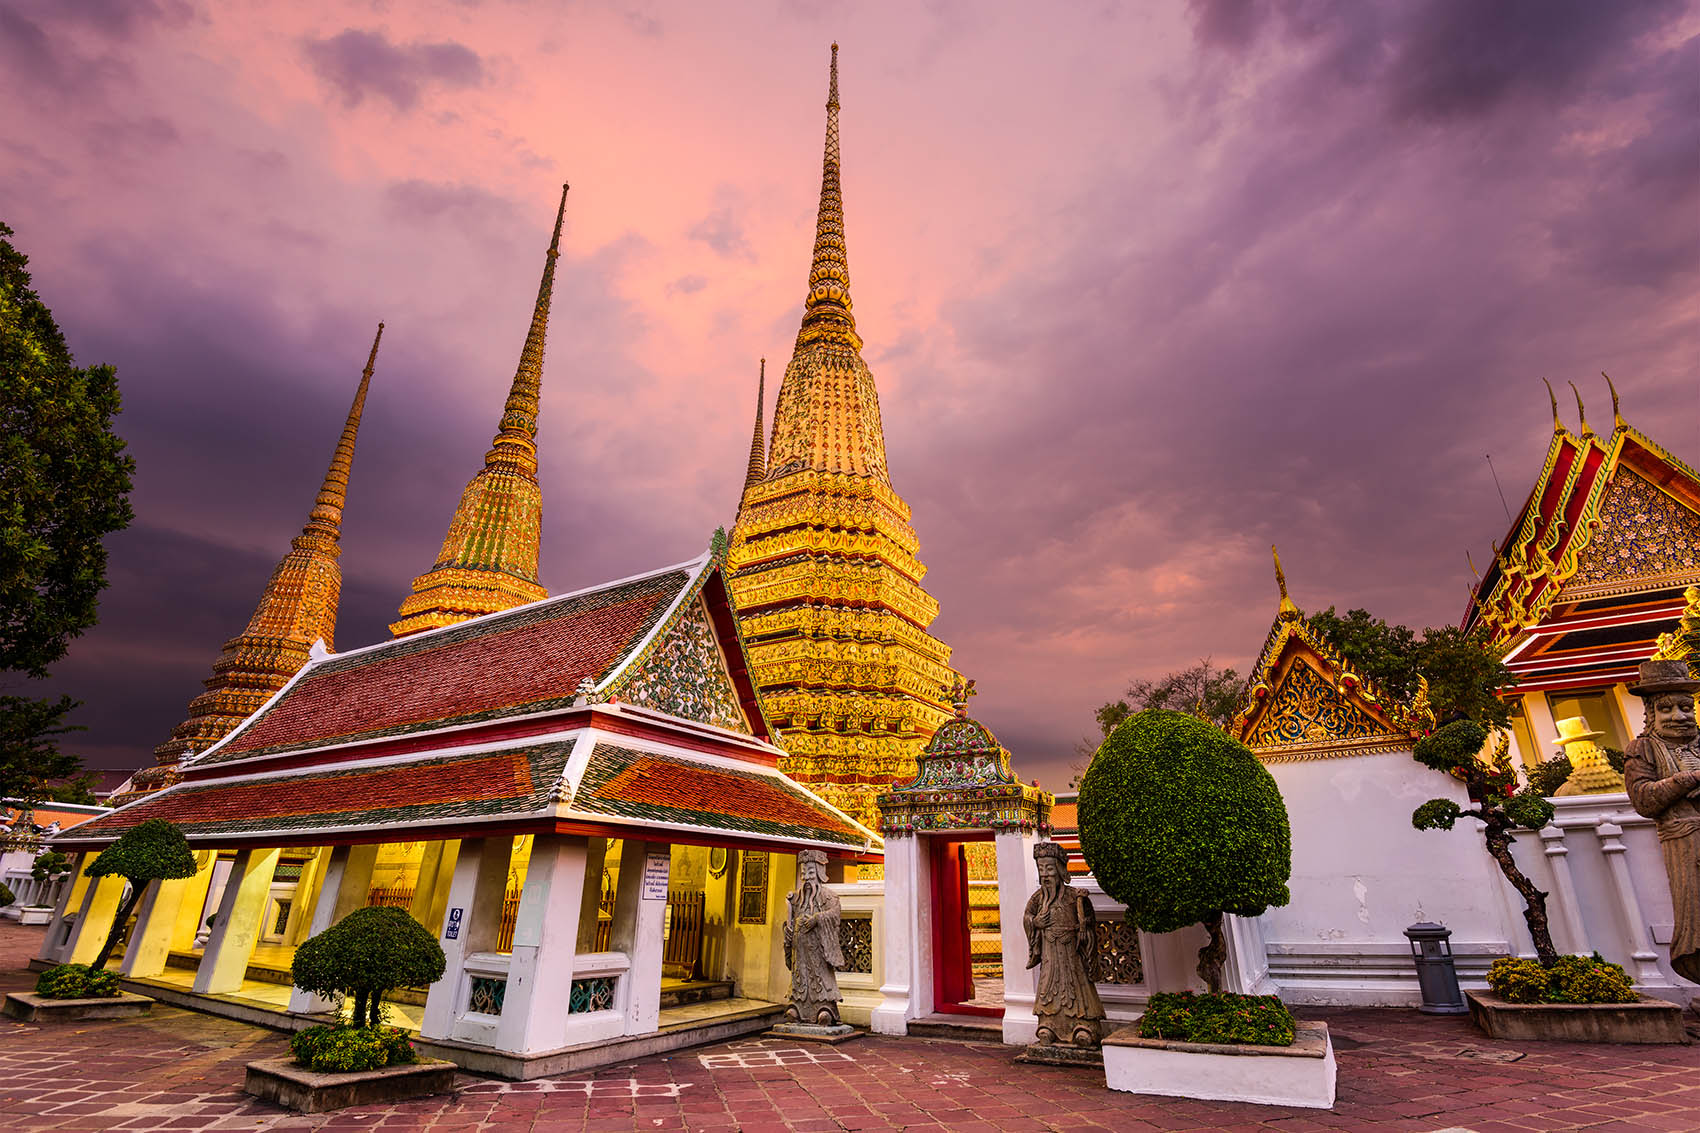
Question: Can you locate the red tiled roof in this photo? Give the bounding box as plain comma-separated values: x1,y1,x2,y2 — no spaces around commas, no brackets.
57,743,573,845
197,569,691,764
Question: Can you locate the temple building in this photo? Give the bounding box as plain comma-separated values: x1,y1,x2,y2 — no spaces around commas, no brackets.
113,324,386,803
1462,381,1700,790
728,45,956,829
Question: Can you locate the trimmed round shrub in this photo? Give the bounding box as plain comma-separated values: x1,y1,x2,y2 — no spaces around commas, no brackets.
1413,719,1488,775
1137,991,1296,1047
292,905,446,1027
289,1024,417,1073
35,963,121,999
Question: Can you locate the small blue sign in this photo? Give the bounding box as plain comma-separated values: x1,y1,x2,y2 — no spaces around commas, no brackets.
448,907,463,924
444,923,459,940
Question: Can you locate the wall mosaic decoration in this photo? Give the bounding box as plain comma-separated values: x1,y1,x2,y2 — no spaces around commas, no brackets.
614,597,751,734
1571,466,1700,586
468,975,507,1016
1095,919,1144,985
1248,661,1387,749
737,851,769,924
839,916,873,974
569,976,617,1014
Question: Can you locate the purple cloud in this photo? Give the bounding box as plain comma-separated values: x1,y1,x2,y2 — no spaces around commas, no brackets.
303,29,484,111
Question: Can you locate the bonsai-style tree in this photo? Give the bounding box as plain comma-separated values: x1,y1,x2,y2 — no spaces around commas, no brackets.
85,819,197,971
291,905,446,1027
1411,720,1573,964
1078,710,1292,992
32,849,71,884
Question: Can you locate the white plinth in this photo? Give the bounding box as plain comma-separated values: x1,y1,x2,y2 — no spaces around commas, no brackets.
1102,1020,1336,1109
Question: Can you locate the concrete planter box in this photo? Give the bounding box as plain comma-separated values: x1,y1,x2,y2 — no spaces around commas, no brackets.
1103,1020,1336,1109
1466,991,1688,1044
16,906,53,925
2,991,154,1023
244,1056,457,1113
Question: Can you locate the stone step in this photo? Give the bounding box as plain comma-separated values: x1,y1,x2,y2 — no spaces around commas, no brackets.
906,1013,1003,1042
659,980,735,1010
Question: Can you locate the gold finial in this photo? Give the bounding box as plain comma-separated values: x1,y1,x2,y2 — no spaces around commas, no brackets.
1466,548,1480,581
1542,378,1565,434
486,183,569,475
1272,545,1300,621
797,43,858,349
1568,380,1594,437
743,358,767,491
302,321,383,547
1601,371,1625,430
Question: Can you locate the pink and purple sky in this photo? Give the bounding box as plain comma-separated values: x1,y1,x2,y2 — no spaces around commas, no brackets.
5,0,1697,791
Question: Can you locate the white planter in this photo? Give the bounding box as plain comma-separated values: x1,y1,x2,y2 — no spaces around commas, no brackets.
1102,1020,1336,1109
17,906,52,926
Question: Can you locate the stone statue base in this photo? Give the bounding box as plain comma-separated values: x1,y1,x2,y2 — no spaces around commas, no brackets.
766,1021,862,1045
1016,1042,1104,1068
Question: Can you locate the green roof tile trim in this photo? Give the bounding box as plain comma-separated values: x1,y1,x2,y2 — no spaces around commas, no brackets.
195,569,692,764
61,741,576,844
572,743,871,849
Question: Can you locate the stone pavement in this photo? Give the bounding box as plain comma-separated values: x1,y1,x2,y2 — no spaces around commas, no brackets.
4,921,1697,1132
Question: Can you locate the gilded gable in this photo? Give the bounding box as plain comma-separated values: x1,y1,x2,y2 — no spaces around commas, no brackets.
1570,465,1700,588
611,596,751,734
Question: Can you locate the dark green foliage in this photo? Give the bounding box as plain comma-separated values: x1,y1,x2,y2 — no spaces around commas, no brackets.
1486,955,1637,1005
289,1024,417,1074
39,773,98,804
0,221,134,807
1503,791,1557,831
1078,711,1291,991
1309,610,1513,728
34,962,120,999
292,905,446,1027
1413,720,1488,774
1411,798,1462,831
1604,746,1628,776
1092,659,1243,739
32,850,70,882
1306,608,1419,702
0,881,13,907
85,819,197,971
1136,991,1296,1047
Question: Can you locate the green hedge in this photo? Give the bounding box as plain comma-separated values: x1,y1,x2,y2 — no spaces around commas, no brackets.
289,1024,416,1074
1078,710,1291,932
35,963,121,1000
1486,955,1637,1005
1137,991,1297,1046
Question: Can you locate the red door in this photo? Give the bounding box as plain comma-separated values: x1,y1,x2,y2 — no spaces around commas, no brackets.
929,837,997,1017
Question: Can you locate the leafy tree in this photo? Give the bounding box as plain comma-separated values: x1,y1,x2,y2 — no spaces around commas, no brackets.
1078,710,1291,993
0,221,135,805
1410,720,1573,964
1308,608,1513,727
291,905,446,1027
39,772,99,804
85,819,198,972
32,849,71,882
1077,659,1242,782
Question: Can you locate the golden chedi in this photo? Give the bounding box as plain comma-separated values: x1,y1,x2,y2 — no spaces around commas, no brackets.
730,46,955,827
391,185,568,636
120,324,385,801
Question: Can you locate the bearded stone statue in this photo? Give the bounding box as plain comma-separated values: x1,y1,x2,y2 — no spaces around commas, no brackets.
1623,658,1700,984
1024,840,1106,1047
783,848,845,1026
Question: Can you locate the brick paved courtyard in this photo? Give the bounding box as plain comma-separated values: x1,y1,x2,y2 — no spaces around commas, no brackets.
3,922,1696,1132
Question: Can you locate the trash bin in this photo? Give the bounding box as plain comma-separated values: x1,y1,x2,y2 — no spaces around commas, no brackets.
1405,922,1468,1015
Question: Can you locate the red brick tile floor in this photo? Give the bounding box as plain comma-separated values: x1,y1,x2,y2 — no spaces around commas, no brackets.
4,921,1697,1131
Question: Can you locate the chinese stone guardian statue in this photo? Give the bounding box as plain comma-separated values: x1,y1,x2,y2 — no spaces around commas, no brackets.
783,848,846,1027
1024,840,1106,1047
1623,658,1700,984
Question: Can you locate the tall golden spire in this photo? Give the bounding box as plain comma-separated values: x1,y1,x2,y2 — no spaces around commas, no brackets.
797,42,859,351
744,358,767,491
391,185,568,637
119,323,384,801
1272,545,1301,621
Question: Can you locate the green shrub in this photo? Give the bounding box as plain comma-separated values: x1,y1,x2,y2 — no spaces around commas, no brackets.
292,905,446,1027
1137,992,1296,1047
289,1024,416,1073
1078,710,1291,992
85,819,198,971
1486,955,1638,1004
0,881,13,908
34,963,121,999
32,851,71,882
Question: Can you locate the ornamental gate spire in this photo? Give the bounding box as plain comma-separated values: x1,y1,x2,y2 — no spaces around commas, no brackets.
743,358,767,492
119,322,385,801
391,185,568,637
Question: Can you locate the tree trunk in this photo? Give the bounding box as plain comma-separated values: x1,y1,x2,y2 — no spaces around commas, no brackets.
367,992,384,1028
352,990,368,1027
1482,818,1559,964
1196,911,1227,994
90,881,145,974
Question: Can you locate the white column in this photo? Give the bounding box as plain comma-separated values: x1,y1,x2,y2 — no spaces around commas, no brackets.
194,848,281,994
38,852,90,964
170,854,218,952
1595,820,1669,987
1222,914,1276,996
871,834,929,1035
421,837,512,1040
1540,825,1589,954
64,875,125,967
287,845,351,1013
195,857,234,945
331,844,380,922
1523,693,1563,759
610,841,670,1036
995,830,1039,1045
495,834,589,1053
575,838,609,952
119,877,193,978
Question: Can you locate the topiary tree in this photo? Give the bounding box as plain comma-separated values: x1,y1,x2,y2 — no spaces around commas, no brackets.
85,819,197,972
291,905,446,1027
1078,710,1292,993
32,849,70,883
1411,719,1573,964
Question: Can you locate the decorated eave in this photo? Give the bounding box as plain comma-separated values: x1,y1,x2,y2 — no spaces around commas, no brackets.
59,536,878,856
1231,610,1432,763
876,681,1052,835
1462,417,1700,650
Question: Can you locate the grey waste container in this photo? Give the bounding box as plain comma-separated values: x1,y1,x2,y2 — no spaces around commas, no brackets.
1405,922,1468,1014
